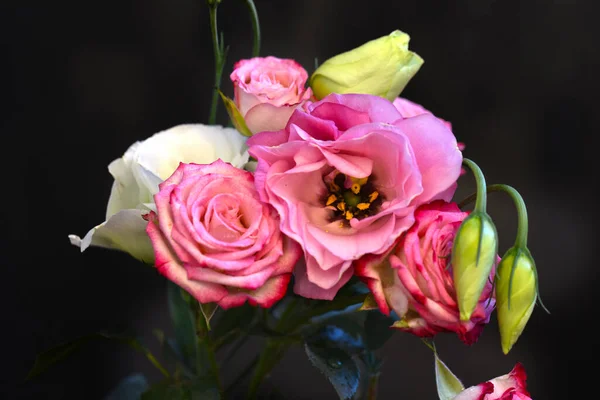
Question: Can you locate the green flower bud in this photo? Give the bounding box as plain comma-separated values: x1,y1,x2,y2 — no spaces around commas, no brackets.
309,30,424,101
496,246,537,354
451,212,498,321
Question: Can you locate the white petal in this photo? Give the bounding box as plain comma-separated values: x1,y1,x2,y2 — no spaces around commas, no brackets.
134,124,249,183
68,209,154,263
105,157,142,219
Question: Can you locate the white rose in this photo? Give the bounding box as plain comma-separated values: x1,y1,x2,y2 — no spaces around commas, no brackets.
68,124,249,262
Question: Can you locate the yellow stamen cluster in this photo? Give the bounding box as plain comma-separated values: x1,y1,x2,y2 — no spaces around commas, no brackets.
322,172,383,226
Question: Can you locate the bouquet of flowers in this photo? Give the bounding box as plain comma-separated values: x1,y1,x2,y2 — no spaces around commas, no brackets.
28,1,548,399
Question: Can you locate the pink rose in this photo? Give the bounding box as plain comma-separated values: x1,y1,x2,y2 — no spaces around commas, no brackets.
248,93,463,300
453,363,532,400
356,201,495,345
145,160,301,309
230,56,313,135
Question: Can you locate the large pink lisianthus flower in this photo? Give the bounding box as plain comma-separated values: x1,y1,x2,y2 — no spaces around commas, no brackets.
145,160,301,309
230,56,313,134
356,201,496,345
248,93,463,299
453,363,532,400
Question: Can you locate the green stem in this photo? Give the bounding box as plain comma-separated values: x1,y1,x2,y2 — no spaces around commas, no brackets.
461,158,487,213
244,0,261,57
225,355,258,395
247,341,288,399
366,372,380,400
458,184,528,248
208,2,224,125
196,306,223,396
222,332,251,365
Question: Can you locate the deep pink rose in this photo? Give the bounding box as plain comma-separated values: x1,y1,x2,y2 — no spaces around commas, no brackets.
248,93,463,300
356,201,495,345
453,363,531,400
230,56,313,135
145,160,301,309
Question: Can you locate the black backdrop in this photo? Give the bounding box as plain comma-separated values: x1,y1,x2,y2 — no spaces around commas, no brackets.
3,0,598,399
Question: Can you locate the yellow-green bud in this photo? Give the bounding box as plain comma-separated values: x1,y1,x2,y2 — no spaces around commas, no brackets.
451,212,498,321
309,30,424,101
496,247,537,354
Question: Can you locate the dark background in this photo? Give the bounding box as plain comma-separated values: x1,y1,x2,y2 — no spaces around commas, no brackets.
2,0,597,398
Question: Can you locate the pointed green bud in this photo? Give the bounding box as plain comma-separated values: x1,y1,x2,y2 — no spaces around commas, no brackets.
451,212,498,321
309,30,424,101
496,247,537,354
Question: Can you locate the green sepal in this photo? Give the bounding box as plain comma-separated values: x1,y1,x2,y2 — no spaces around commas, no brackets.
218,90,253,137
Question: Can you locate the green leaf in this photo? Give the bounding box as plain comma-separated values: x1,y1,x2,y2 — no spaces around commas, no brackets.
200,303,219,331
167,281,198,373
26,336,93,381
153,329,194,379
141,378,220,400
25,332,169,382
104,373,149,400
247,341,288,399
363,310,395,351
218,90,253,137
212,303,256,339
304,342,360,400
434,352,464,400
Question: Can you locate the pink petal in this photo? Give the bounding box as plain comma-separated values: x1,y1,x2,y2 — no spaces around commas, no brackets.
218,273,292,309
452,382,495,400
244,102,297,135
313,93,402,123
293,257,354,300
146,212,228,304
393,114,463,204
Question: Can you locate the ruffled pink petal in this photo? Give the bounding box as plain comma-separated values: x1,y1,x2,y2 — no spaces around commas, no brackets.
487,363,530,399
246,129,290,148
354,249,409,316
393,114,463,204
293,257,354,300
452,382,495,400
233,86,262,116
313,93,402,123
392,97,452,129
146,212,228,304
310,102,371,131
319,149,373,179
218,273,292,309
306,215,397,262
244,102,298,135
286,110,340,141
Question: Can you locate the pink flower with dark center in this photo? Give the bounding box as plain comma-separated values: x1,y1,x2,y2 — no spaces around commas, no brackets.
230,56,313,134
248,93,463,300
356,201,496,345
145,160,301,309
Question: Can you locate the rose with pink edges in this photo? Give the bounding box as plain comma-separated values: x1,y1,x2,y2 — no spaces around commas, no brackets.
230,56,313,135
356,201,496,345
145,160,301,309
453,363,532,400
248,93,463,300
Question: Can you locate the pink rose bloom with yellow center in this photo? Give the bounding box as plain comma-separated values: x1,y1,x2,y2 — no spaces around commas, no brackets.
248,93,463,300
230,56,313,135
356,201,496,345
145,160,301,309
